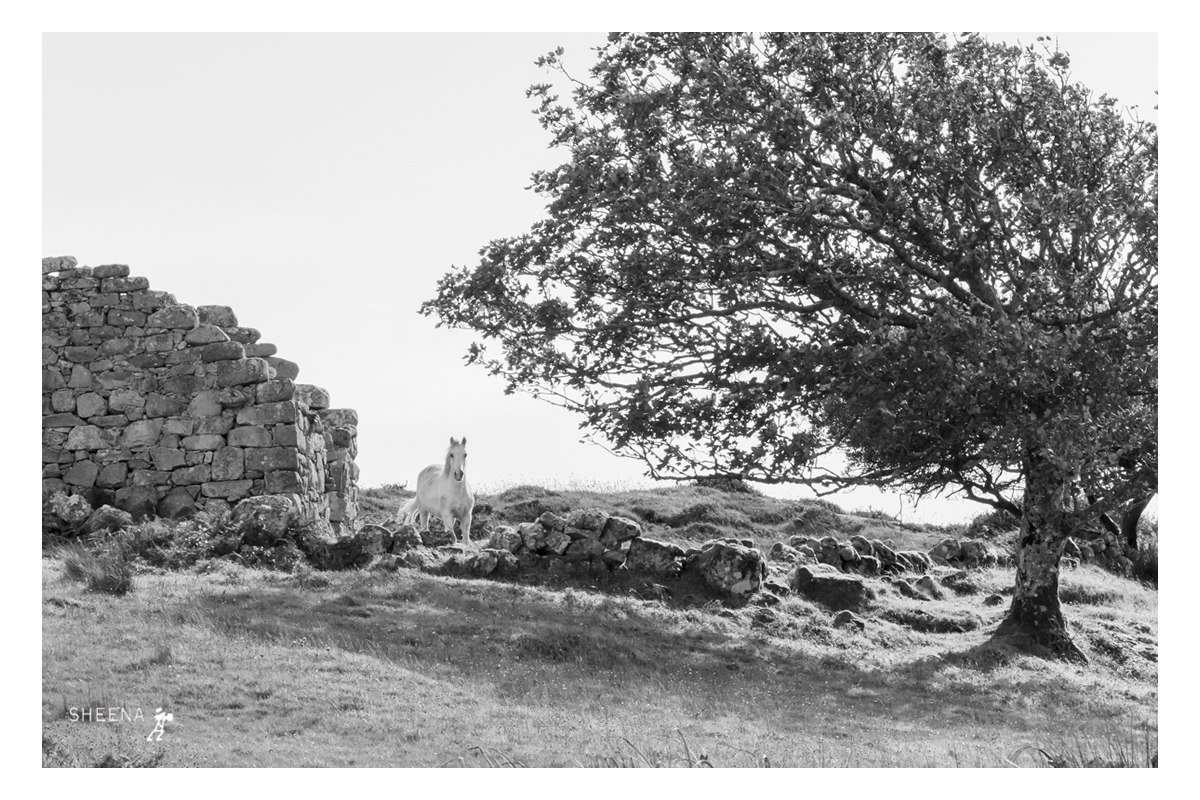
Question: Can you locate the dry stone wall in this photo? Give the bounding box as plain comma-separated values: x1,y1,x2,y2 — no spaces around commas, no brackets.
41,256,360,534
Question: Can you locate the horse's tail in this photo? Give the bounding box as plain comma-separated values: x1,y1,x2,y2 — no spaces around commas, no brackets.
397,496,418,523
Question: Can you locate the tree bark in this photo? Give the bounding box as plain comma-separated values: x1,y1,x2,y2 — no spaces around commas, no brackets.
992,456,1088,662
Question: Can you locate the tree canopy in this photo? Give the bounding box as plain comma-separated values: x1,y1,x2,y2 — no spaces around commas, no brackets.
424,33,1157,657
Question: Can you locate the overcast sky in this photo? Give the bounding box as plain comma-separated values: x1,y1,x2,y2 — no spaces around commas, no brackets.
42,32,1158,524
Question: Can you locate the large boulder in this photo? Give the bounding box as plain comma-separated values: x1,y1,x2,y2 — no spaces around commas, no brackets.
486,525,524,554
789,564,875,612
80,505,134,536
230,495,297,547
390,523,423,552
928,538,964,566
686,539,768,599
959,539,999,568
625,537,686,577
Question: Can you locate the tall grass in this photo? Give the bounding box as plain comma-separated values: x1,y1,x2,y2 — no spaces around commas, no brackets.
58,535,134,595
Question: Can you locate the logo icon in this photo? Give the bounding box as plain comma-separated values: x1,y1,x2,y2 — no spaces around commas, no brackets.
146,707,174,741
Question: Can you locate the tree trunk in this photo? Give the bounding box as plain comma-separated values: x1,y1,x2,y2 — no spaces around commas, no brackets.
1121,496,1151,549
993,457,1088,662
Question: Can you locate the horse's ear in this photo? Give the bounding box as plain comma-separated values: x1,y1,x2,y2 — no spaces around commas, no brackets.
461,437,467,447
449,437,458,447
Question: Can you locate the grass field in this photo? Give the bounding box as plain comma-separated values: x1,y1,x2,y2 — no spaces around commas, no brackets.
41,484,1158,768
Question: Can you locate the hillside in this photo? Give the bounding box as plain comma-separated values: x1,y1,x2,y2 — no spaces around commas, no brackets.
42,482,1157,767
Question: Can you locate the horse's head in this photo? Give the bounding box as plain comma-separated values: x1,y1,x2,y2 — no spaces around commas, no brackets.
447,436,468,482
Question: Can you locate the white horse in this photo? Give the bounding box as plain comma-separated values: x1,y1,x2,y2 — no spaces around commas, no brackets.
397,437,475,545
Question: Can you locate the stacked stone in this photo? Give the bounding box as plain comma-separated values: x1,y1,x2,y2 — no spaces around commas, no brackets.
485,507,641,570
318,406,360,535
787,534,934,576
41,256,359,526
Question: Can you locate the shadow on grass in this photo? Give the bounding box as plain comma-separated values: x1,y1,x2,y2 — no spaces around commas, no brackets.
177,568,1136,740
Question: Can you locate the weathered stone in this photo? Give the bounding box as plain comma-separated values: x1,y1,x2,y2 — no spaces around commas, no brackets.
389,524,423,552
838,543,861,564
63,460,100,487
236,401,297,426
146,447,185,471
295,384,329,409
625,537,686,577
849,535,875,556
200,480,254,501
148,304,198,329
215,357,270,387
256,379,295,403
183,324,231,346
43,255,78,273
518,521,548,553
899,551,932,573
157,487,198,519
100,276,150,294
224,326,261,344
768,541,801,563
687,539,767,599
599,515,642,546
114,486,159,520
928,538,964,566
243,342,277,358
789,565,874,612
131,290,175,312
265,470,303,494
76,392,107,418
107,308,148,327
64,345,98,363
466,549,500,577
563,538,607,562
96,461,128,488
44,412,85,428
181,434,225,451
196,305,238,327
272,424,303,449
486,526,524,553
95,368,138,390
246,446,300,472
983,593,1006,607
320,408,358,428
227,426,272,447
65,425,111,450
171,464,210,485
199,341,245,362
601,549,627,567
120,419,163,448
330,426,356,448
853,554,881,576
959,539,999,569
914,576,945,600
143,393,187,418
92,264,130,279
266,356,300,380
80,505,134,535
566,507,610,533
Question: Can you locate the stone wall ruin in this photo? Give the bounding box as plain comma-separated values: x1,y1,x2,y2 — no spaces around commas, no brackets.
41,256,360,533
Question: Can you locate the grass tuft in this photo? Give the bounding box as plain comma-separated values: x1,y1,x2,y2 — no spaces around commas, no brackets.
59,535,134,595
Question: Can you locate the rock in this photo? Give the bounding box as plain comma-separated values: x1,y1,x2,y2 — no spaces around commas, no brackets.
914,575,944,600
687,539,768,599
537,511,568,532
599,516,642,547
563,538,606,562
517,521,548,552
849,535,874,557
959,539,999,568
983,593,1006,607
763,579,791,597
390,524,423,552
80,505,134,535
114,486,158,520
157,487,197,519
47,491,94,527
625,537,686,577
486,525,523,554
928,538,963,566
941,571,982,595
832,610,866,631
853,554,880,576
837,543,861,564
466,549,500,577
230,495,296,547
600,549,627,567
790,565,874,612
356,524,392,556
898,550,931,573
566,507,610,534
892,578,928,601
768,542,800,563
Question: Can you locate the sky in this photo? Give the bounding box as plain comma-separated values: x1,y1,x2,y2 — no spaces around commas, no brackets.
41,31,1159,525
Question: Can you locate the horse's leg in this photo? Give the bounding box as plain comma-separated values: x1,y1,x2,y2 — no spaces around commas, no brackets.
460,509,473,546
418,509,430,531
441,511,459,544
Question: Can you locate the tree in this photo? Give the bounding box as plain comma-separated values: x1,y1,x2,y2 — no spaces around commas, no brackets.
424,33,1158,660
